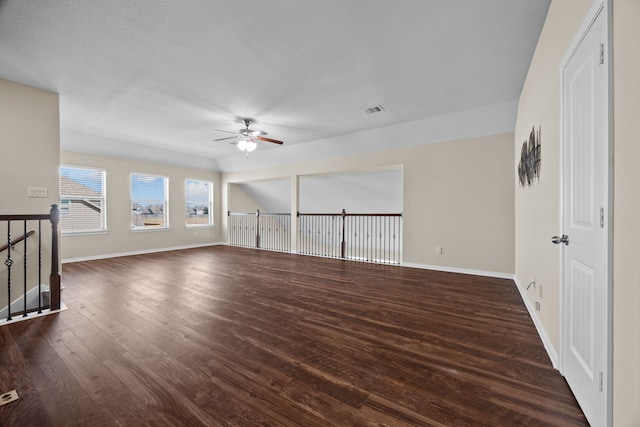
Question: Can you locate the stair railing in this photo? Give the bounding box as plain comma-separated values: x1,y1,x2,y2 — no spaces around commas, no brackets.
298,209,402,264
227,208,402,264
0,230,35,254
1,204,60,322
228,210,291,253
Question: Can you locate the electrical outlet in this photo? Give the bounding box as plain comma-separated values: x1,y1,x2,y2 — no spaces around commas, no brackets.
0,390,18,407
535,301,541,311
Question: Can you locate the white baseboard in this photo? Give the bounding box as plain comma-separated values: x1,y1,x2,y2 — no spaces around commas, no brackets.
0,303,68,326
62,242,225,264
0,284,50,319
401,262,514,279
513,275,559,368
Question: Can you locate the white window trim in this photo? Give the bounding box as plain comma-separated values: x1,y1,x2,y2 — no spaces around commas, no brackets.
130,172,170,231
185,178,214,228
60,165,107,235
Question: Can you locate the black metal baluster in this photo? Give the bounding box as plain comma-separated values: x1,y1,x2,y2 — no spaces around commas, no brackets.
368,216,372,262
23,220,27,317
396,217,400,263
323,215,327,257
5,221,13,321
359,216,363,261
385,216,389,263
38,219,42,313
358,215,362,261
302,217,306,254
314,216,318,256
241,215,244,246
313,215,317,256
244,216,248,247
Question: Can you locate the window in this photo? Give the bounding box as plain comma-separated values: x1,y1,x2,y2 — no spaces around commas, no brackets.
60,166,107,234
185,179,213,227
131,173,169,230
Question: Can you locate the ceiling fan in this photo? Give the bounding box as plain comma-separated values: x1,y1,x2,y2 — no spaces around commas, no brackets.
213,119,283,154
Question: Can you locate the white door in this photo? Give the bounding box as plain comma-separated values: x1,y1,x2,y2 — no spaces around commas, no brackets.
559,3,609,426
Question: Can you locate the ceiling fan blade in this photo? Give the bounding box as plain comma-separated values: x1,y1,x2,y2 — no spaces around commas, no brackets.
257,136,284,145
212,128,237,134
214,136,238,142
249,130,267,136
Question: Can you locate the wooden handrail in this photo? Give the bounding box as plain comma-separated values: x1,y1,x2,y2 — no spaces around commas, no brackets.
0,230,35,254
0,214,50,221
297,211,402,217
298,212,402,217
227,211,291,216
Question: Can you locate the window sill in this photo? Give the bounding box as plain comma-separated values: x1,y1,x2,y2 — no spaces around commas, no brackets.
130,227,171,233
185,224,215,229
62,230,109,237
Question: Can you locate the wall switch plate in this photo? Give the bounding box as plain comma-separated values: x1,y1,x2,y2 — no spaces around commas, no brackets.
0,390,18,407
539,284,543,298
535,301,541,311
27,186,47,198
435,247,443,255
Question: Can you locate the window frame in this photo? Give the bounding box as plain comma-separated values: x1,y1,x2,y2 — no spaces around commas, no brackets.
130,172,170,231
185,178,214,228
59,165,107,235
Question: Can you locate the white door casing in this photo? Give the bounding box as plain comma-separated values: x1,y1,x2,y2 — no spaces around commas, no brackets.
559,2,610,426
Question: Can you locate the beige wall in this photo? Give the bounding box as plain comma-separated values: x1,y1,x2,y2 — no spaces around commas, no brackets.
0,78,60,309
223,132,515,275
516,0,640,424
514,0,591,357
60,150,221,261
0,78,60,214
612,0,640,424
228,183,266,213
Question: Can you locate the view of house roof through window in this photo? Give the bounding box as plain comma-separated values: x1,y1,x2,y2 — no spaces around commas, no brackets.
59,166,106,234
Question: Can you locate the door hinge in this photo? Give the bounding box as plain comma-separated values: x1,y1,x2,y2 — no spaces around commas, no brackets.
599,371,604,392
599,207,604,228
598,43,605,65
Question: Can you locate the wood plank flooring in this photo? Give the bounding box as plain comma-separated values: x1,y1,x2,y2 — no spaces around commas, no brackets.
0,246,588,426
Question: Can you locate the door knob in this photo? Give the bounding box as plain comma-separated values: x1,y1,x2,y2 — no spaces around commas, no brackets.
551,234,569,245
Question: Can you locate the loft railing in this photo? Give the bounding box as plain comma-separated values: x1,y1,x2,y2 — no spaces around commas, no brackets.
227,208,402,264
298,209,402,264
228,210,291,253
1,204,61,323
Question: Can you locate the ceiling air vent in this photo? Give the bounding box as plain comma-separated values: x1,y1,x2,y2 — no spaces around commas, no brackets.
364,105,385,114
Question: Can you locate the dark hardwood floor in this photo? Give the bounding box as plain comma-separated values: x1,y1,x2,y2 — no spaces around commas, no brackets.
0,246,587,426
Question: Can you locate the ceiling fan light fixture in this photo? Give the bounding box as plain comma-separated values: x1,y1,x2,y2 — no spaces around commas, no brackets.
216,118,283,156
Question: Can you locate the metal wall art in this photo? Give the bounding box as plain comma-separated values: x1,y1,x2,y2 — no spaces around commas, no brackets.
518,126,541,187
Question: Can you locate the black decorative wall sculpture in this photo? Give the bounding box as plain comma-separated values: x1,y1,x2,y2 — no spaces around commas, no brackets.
518,126,541,187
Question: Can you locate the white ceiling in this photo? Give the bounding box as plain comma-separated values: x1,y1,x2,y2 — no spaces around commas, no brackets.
0,1,550,171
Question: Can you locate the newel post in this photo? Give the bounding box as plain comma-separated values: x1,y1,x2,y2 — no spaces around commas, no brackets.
256,209,261,249
49,204,61,310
